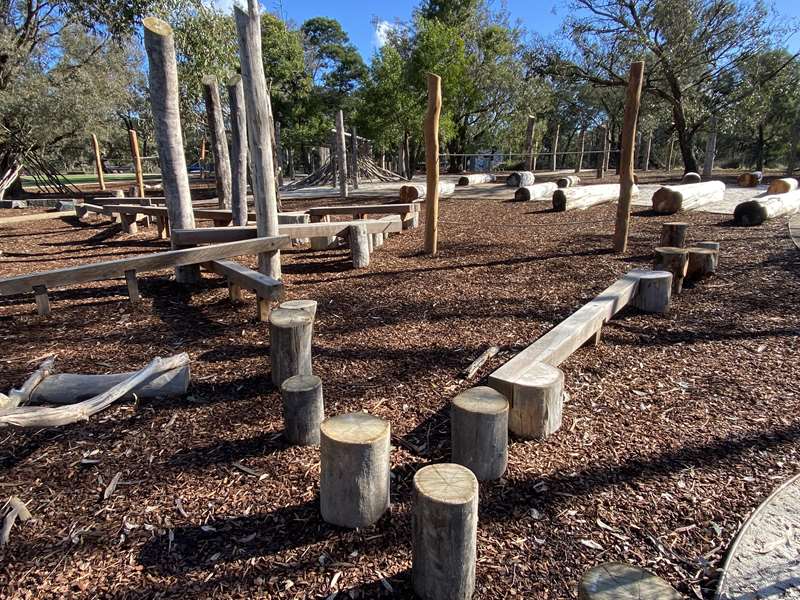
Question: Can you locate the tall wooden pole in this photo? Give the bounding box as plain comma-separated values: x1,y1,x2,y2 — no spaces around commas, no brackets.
234,0,280,278
702,116,717,180
666,136,675,172
143,17,199,283
612,61,645,254
202,75,232,209
335,110,348,198
551,123,560,171
91,134,106,191
644,130,652,172
275,120,284,188
603,124,611,172
351,126,359,189
424,73,442,256
199,137,206,179
267,92,281,201
128,129,146,198
596,125,607,179
524,116,535,171
575,129,586,173
226,75,248,227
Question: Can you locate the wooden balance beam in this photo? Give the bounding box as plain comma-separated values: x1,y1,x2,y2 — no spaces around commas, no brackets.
203,259,283,321
0,236,290,316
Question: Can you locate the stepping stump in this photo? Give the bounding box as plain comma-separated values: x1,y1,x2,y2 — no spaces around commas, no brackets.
696,241,720,265
348,223,370,269
579,562,681,600
509,362,564,439
451,386,509,481
281,374,324,445
279,299,318,320
653,247,689,294
309,215,338,250
320,412,390,528
659,222,688,248
633,271,672,313
686,247,718,281
412,463,479,600
269,308,313,387
371,231,384,249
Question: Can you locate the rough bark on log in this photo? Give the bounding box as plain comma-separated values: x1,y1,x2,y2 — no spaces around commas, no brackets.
682,172,701,184
653,247,689,294
269,308,313,387
513,182,558,202
651,181,726,214
320,412,390,528
451,386,508,481
766,177,799,195
659,222,689,248
457,174,496,186
733,190,800,226
632,271,672,313
227,75,248,226
579,563,682,600
462,346,500,379
143,18,199,283
348,223,370,269
556,175,580,188
506,171,535,187
412,463,478,600
686,247,718,280
553,184,628,212
281,374,323,445
202,76,232,209
737,171,762,187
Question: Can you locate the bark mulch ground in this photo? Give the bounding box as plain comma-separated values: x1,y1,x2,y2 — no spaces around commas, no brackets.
0,193,798,599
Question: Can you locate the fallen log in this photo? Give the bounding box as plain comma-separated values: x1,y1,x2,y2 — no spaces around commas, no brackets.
766,177,799,194
399,182,455,202
737,171,762,187
682,172,701,184
556,175,580,188
0,354,190,428
513,182,558,202
506,171,535,187
1,496,32,546
733,190,800,226
651,181,725,214
457,174,496,186
553,184,631,212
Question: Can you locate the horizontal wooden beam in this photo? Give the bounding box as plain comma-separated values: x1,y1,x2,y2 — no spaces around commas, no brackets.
307,204,419,216
0,236,291,296
205,259,283,301
0,211,77,226
172,218,403,246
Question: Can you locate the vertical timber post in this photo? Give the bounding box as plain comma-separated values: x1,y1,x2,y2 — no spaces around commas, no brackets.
234,0,281,278
644,129,653,172
227,74,248,227
575,129,586,173
524,116,535,171
275,120,284,188
351,126,359,189
202,75,232,209
128,129,146,198
789,111,800,176
142,17,199,283
703,116,717,180
91,134,106,191
596,125,607,179
667,135,675,172
336,110,348,198
424,73,442,256
551,123,560,171
613,61,645,254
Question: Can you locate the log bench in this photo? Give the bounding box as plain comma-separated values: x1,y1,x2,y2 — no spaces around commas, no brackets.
203,259,283,321
306,203,421,230
487,269,670,440
0,236,289,316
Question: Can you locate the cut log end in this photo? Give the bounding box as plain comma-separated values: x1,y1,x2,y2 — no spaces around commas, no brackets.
633,271,672,313
579,562,682,600
320,412,389,445
143,16,173,36
681,172,701,184
414,463,479,505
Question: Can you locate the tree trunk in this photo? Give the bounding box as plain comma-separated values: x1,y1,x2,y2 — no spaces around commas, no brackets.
756,123,765,172
226,75,248,226
202,75,232,209
673,105,698,173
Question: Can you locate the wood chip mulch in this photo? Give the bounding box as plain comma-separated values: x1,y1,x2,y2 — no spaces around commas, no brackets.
0,192,798,599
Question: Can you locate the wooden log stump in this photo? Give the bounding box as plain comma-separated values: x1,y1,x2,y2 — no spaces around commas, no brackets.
737,171,762,187
651,181,725,214
513,182,558,202
579,562,681,600
309,215,338,250
659,222,689,248
279,299,317,320
371,231,384,248
686,247,718,281
33,285,50,317
451,386,509,481
281,374,324,445
509,362,564,439
632,271,672,313
412,463,478,600
269,308,313,387
696,241,720,252
681,172,701,184
556,175,581,188
653,247,689,294
506,171,535,187
320,412,390,528
120,213,138,235
348,223,370,269
767,177,799,194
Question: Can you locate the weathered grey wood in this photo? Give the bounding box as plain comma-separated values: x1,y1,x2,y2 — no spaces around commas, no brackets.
767,177,799,194
524,116,536,171
632,270,672,313
120,213,138,234
682,172,701,184
227,75,248,226
651,181,726,214
457,174,496,186
702,116,717,180
654,247,689,294
506,171,535,187
202,76,232,210
308,204,419,217
734,190,800,226
579,562,681,600
0,236,290,296
503,361,564,440
269,307,313,387
279,299,317,320
320,412,390,528
412,463,478,600
553,184,626,212
124,269,140,304
513,182,558,202
659,222,689,248
335,110,349,198
643,129,652,171
451,387,508,481
686,247,718,280
348,223,370,269
142,17,199,284
278,211,311,245
399,183,455,202
204,259,284,313
551,123,560,171
30,365,190,404
33,285,50,316
350,125,359,189
234,0,281,278
371,231,384,248
462,346,500,380
575,130,586,173
557,175,581,188
281,374,324,445
696,241,720,252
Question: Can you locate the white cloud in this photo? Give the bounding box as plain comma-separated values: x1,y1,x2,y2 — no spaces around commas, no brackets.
373,20,394,49
211,0,237,13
